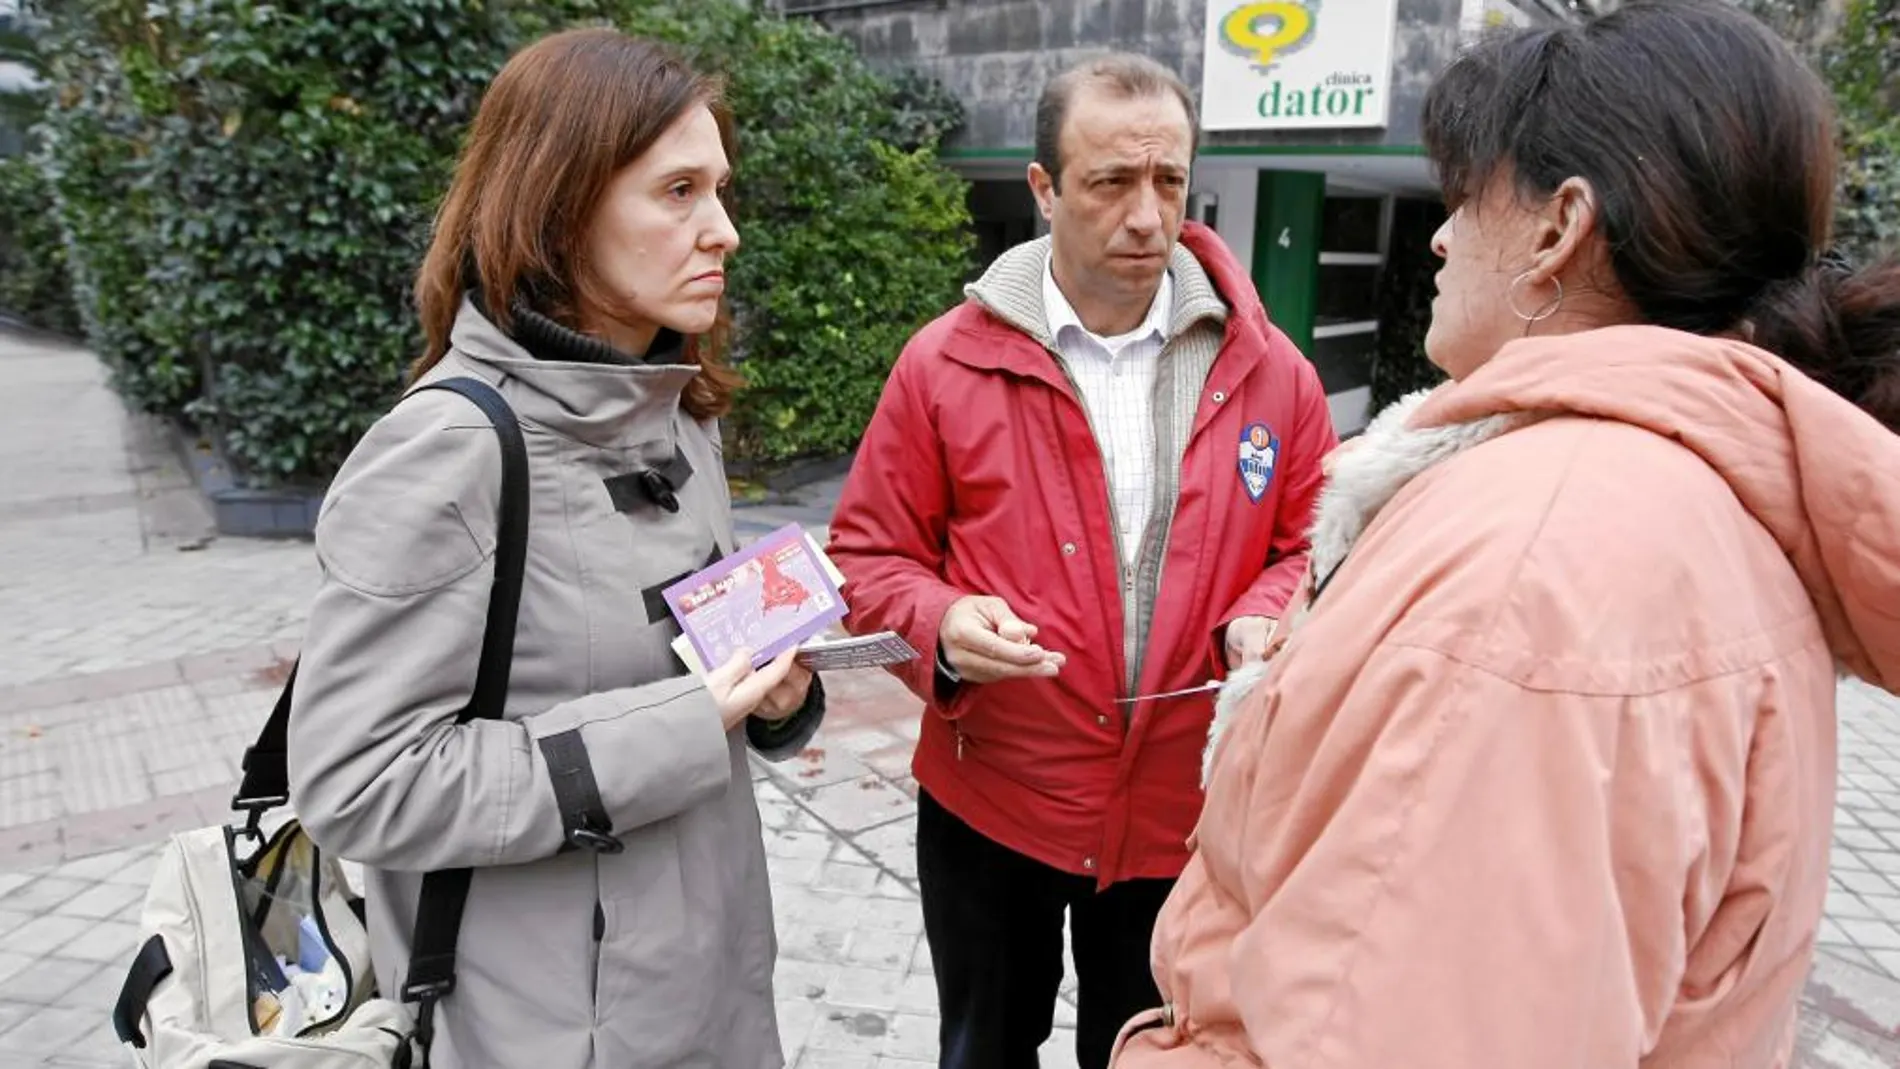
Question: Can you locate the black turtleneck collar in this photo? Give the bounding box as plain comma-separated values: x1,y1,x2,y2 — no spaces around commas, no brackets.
468,288,686,367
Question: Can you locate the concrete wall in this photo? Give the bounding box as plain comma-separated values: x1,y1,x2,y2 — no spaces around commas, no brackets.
793,0,1468,151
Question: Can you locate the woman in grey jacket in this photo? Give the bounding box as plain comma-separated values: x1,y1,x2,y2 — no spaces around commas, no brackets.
286,29,821,1069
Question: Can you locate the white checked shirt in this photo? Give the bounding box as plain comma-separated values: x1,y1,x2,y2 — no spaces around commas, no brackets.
1043,260,1174,568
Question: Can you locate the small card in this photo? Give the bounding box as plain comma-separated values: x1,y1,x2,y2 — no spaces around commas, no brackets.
805,530,846,589
671,629,918,676
794,631,919,671
663,523,848,671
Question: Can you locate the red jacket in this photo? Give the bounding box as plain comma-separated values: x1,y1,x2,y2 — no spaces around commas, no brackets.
827,222,1337,885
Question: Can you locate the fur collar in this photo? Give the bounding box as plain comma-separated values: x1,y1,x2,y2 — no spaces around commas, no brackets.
1203,660,1273,785
1200,388,1536,785
1307,389,1530,587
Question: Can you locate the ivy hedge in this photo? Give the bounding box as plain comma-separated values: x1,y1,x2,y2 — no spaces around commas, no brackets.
0,10,79,336
1823,0,1900,263
28,0,970,483
0,154,80,337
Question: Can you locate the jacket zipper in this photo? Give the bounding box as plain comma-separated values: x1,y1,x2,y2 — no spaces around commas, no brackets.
590,877,608,1021
1126,322,1222,706
1121,561,1140,699
1127,530,1168,699
1129,368,1190,704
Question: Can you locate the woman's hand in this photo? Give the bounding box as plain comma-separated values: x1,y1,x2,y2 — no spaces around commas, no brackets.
756,659,815,723
706,648,814,732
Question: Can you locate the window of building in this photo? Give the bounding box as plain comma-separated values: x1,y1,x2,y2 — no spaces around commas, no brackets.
1319,194,1384,256
966,179,1039,278
1311,193,1391,400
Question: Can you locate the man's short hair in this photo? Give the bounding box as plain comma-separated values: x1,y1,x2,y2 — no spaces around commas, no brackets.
1034,53,1200,192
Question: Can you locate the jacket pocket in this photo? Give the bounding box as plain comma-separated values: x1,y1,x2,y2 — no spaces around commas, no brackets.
591,823,711,1061
589,897,606,1017
590,898,617,1020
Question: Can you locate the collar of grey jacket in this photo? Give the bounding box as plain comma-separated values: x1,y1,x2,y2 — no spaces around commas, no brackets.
447,291,703,451
466,287,686,367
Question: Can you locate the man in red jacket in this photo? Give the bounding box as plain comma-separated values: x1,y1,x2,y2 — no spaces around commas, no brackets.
827,53,1336,1069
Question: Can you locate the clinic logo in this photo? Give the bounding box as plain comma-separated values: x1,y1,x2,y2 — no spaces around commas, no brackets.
1216,1,1319,72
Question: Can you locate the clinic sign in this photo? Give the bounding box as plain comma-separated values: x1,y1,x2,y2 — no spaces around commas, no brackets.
1200,0,1401,131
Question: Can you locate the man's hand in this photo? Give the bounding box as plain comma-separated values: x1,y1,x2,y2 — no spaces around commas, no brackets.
1224,616,1279,670
940,595,1065,684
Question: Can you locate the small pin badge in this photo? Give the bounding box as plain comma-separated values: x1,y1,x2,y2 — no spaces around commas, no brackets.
1237,422,1279,504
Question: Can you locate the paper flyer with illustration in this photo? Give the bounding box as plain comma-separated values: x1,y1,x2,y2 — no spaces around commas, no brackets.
662,524,848,671
662,528,920,677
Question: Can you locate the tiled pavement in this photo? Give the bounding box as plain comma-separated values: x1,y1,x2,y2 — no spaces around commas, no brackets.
1,333,1898,1067
0,712,1089,1069
0,336,314,693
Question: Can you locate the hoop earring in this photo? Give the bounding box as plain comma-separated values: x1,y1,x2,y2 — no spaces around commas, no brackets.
1507,271,1564,323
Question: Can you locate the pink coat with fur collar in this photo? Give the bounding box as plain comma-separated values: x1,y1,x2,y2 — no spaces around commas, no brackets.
1114,326,1900,1068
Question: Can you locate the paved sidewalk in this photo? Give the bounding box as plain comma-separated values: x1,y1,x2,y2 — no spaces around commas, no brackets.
2,334,1898,1067
0,336,314,693
0,332,316,872
0,334,1062,1069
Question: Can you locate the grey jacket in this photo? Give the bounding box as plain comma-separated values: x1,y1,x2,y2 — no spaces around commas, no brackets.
287,297,819,1068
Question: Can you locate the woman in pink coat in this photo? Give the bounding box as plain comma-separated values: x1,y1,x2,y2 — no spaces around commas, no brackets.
1112,2,1900,1066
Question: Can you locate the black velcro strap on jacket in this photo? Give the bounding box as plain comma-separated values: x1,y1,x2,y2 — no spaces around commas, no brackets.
113,935,172,1048
537,729,623,854
603,446,695,514
640,543,729,625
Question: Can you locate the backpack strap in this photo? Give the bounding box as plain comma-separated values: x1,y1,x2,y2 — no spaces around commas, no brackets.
229,667,297,829
227,376,530,1067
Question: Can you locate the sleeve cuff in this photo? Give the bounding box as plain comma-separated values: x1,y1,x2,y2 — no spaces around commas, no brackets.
747,674,826,762
529,681,732,835
933,642,963,705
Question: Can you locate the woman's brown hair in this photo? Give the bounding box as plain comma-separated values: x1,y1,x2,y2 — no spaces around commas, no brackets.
412,28,742,419
1421,0,1900,431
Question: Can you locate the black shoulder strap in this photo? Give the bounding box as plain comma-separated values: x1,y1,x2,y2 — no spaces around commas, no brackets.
227,376,529,1065
413,377,530,725
231,376,529,812
396,378,529,1065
